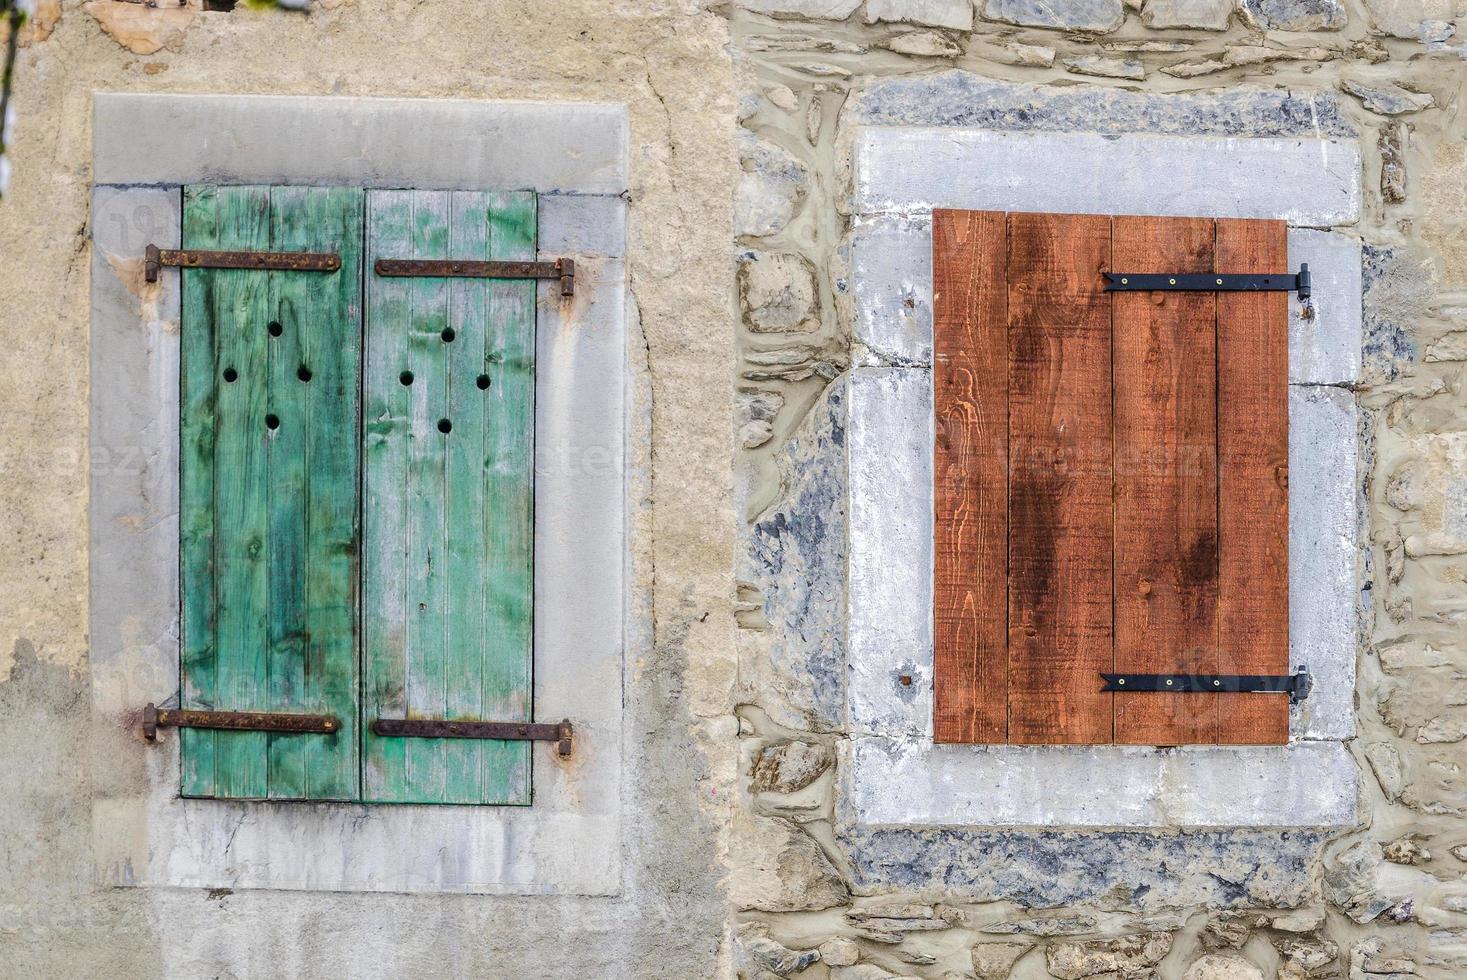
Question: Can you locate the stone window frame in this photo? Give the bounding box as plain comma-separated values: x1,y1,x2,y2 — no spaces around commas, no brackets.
88,94,629,894
840,127,1363,829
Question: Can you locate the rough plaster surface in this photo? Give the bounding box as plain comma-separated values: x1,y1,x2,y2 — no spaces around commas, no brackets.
1,2,736,976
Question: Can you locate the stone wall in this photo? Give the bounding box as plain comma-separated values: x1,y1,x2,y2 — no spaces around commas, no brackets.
731,1,1467,979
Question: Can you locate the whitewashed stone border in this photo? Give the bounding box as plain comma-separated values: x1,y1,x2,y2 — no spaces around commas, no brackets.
843,127,1361,829
89,95,629,894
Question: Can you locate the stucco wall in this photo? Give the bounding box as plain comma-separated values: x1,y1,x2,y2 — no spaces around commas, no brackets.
2,0,1466,976
0,1,737,977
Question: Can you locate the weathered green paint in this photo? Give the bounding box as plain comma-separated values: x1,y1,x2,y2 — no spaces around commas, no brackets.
179,185,363,801
363,190,536,805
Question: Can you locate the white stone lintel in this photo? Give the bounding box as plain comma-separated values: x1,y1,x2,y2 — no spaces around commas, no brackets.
853,127,1361,227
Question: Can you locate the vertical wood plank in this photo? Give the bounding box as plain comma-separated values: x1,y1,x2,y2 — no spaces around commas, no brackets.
1111,216,1220,745
1216,219,1291,745
181,185,361,801
363,189,536,804
362,190,413,801
932,209,1009,744
441,191,491,802
179,186,220,798
1005,212,1114,745
265,186,311,798
209,186,272,799
479,190,536,803
405,191,452,804
290,187,363,799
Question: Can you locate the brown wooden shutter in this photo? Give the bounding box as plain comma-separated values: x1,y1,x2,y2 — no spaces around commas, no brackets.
932,210,1290,746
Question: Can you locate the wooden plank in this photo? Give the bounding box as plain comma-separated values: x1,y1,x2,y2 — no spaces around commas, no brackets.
932,209,1008,744
405,191,452,804
291,187,363,799
265,186,311,798
1005,212,1114,745
1215,219,1291,744
363,189,536,804
1111,216,1220,745
180,185,362,801
479,190,536,803
441,191,493,803
362,190,414,802
179,186,220,798
207,185,272,799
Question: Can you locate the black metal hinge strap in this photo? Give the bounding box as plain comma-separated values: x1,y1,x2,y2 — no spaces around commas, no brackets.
1104,263,1311,301
371,718,575,757
1099,666,1313,704
142,703,340,740
373,257,576,297
144,244,342,283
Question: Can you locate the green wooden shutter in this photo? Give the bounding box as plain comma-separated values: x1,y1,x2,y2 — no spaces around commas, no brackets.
361,190,537,805
179,185,364,800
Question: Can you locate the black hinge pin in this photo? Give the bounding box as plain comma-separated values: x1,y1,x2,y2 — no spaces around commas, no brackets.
145,244,342,283
372,257,575,297
1104,263,1310,301
371,717,574,757
142,703,340,740
1099,666,1313,704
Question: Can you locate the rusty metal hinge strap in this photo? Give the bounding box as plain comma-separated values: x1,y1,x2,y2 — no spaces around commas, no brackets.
142,703,340,740
373,257,575,296
1099,666,1313,704
371,717,574,757
144,243,343,283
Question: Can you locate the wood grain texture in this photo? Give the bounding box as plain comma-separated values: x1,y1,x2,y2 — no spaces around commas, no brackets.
1005,212,1114,745
363,189,536,804
179,185,361,801
1111,216,1220,745
932,209,1008,744
1215,218,1291,745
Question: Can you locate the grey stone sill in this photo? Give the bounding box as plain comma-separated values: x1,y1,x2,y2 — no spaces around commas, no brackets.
843,737,1359,829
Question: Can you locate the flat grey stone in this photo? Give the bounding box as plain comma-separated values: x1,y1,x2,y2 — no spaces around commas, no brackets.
885,30,965,56
93,93,628,193
1142,0,1233,29
739,249,820,333
1288,385,1360,742
538,193,627,257
1289,228,1364,386
739,379,848,731
1240,0,1347,30
866,0,975,29
735,0,862,16
843,823,1329,905
1063,54,1145,78
842,70,1355,140
852,128,1361,227
1363,0,1454,38
737,132,809,238
981,0,1125,31
1340,78,1435,115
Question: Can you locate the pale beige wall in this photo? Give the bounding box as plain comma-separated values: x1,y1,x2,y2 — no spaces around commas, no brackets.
0,2,740,976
